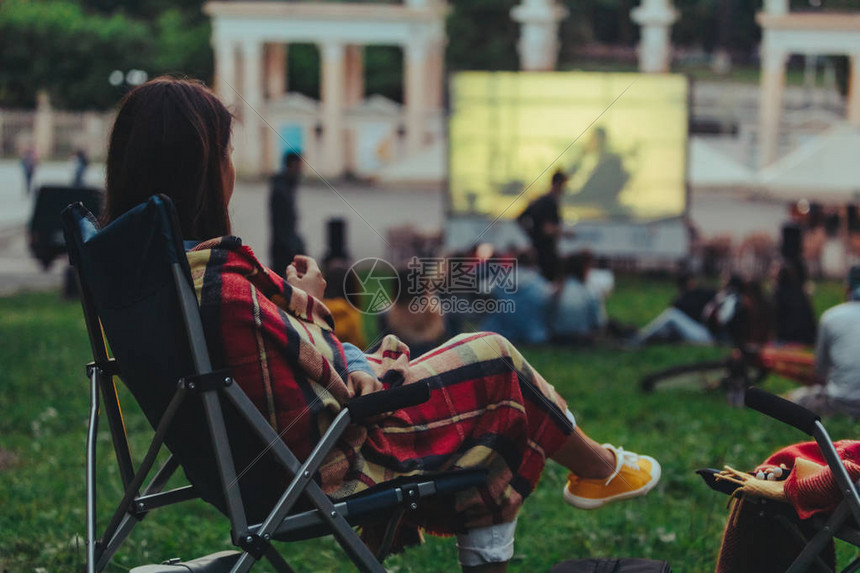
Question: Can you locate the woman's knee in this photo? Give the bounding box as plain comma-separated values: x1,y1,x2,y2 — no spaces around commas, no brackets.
473,332,518,358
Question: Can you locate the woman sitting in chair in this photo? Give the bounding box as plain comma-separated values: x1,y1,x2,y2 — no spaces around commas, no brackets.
102,77,661,573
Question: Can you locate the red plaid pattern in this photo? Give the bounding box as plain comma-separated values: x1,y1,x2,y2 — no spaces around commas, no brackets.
187,237,572,533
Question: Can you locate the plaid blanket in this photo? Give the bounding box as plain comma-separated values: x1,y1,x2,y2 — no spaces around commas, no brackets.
187,237,573,533
715,440,860,572
756,440,860,519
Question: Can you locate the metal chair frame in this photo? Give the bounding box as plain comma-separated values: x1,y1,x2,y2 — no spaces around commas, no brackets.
65,197,483,573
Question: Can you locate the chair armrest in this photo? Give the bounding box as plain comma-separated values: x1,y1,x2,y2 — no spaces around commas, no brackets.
745,387,820,436
346,382,430,422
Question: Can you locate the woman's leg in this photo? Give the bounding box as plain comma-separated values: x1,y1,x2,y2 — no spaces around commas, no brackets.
635,307,712,345
551,427,615,479
455,334,660,506
364,332,659,560
457,519,517,573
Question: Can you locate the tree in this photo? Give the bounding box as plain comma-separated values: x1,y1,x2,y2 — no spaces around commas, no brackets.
0,0,150,109
446,0,519,72
0,0,212,110
151,8,212,81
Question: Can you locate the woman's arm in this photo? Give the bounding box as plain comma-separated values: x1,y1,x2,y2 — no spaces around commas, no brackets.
286,255,327,300
342,342,382,397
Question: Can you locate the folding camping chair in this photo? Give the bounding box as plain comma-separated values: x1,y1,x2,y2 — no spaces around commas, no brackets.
62,195,486,573
699,388,860,573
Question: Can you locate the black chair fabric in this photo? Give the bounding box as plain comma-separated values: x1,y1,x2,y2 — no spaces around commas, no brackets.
63,196,284,522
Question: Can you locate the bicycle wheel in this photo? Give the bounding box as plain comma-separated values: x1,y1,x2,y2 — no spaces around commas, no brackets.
640,359,732,393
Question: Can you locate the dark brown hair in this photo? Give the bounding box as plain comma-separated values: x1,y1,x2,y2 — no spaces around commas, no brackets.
104,77,233,240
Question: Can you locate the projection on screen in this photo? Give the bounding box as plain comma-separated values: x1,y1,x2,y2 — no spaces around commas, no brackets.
448,72,688,223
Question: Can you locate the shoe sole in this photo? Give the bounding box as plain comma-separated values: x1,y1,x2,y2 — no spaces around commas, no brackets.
562,458,662,510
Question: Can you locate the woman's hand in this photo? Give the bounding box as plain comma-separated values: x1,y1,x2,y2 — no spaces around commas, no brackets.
286,255,327,300
346,371,383,398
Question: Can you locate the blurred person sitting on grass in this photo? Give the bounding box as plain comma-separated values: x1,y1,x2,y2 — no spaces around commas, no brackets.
787,265,860,417
632,272,717,345
322,262,367,349
377,269,447,358
480,249,554,345
101,77,662,573
586,256,614,301
549,252,607,345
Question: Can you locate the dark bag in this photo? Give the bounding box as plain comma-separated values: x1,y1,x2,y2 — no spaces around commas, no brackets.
715,497,834,573
129,551,240,572
551,558,672,573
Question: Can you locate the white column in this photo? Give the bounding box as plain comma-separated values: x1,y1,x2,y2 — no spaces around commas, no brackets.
239,40,263,176
630,0,678,73
34,91,54,159
265,43,287,100
321,41,346,177
344,45,364,107
848,55,860,127
404,40,429,155
510,0,568,71
214,40,237,111
343,45,364,174
758,43,788,168
83,112,106,159
425,41,446,110
763,0,789,15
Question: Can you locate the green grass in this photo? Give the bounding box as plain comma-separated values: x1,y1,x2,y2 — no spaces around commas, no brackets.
1,280,858,572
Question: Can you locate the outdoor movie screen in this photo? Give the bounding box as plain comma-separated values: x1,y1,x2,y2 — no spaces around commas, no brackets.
448,72,689,224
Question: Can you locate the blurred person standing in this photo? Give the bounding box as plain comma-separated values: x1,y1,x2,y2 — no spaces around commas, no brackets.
21,145,38,196
517,170,566,281
269,151,306,277
72,148,89,187
772,259,816,346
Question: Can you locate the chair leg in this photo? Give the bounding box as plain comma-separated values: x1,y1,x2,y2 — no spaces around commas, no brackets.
95,514,140,572
223,386,385,572
86,367,100,573
376,508,407,562
786,500,851,573
263,546,295,573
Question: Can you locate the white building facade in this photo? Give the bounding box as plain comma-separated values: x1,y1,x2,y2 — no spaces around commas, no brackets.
205,0,448,178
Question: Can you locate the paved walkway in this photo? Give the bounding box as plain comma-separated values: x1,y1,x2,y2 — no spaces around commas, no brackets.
0,158,788,297
0,160,107,296
0,160,447,295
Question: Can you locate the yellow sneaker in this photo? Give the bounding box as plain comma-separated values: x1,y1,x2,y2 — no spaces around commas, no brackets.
563,444,661,510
